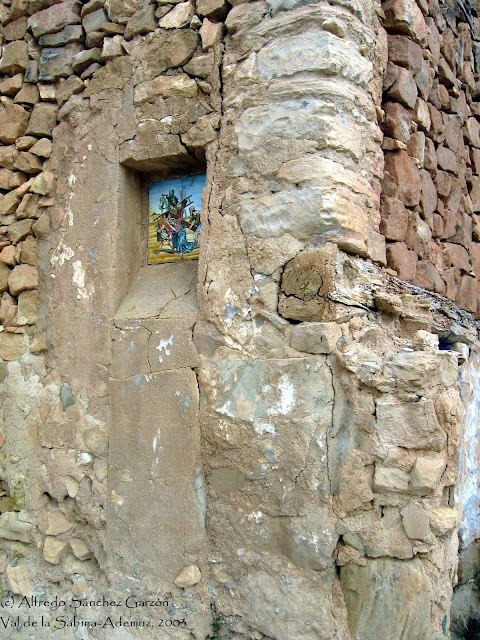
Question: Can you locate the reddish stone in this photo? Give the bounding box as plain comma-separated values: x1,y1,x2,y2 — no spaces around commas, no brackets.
383,150,421,207
383,0,428,45
471,148,480,175
466,117,480,149
386,241,418,281
442,267,460,301
437,145,458,173
380,196,409,241
414,260,445,294
388,35,423,73
446,177,462,214
435,171,452,199
431,213,444,238
383,102,412,143
424,137,437,172
385,65,418,109
426,17,441,63
443,114,463,154
414,59,434,100
447,211,472,250
470,176,480,212
405,212,432,259
428,103,444,137
407,131,425,166
438,83,450,109
456,276,478,314
420,169,437,222
441,28,457,65
443,242,471,272
438,56,456,88
470,242,480,278
451,91,469,122
472,213,480,241
441,209,457,239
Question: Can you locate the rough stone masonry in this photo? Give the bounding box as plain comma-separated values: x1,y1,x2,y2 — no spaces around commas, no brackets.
0,0,479,639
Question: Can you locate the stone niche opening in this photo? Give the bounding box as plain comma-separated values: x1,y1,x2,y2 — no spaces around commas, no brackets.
114,163,206,322
107,159,207,590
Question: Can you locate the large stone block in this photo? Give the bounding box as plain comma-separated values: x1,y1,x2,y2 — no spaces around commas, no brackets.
108,370,203,587
38,24,84,46
341,558,433,639
0,40,29,74
380,196,409,241
38,46,75,81
290,322,342,354
384,351,458,391
376,396,445,451
383,150,421,207
26,103,58,137
383,0,428,44
228,555,335,640
109,370,199,482
8,263,38,295
0,333,27,360
373,465,410,493
27,0,80,37
385,65,418,109
235,186,368,256
401,502,430,540
257,31,372,87
386,242,417,281
388,34,423,73
410,456,446,495
0,102,30,144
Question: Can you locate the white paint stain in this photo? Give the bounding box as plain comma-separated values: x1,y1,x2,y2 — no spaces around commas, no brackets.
254,422,276,435
267,374,295,416
156,335,173,363
247,511,263,523
50,243,74,268
152,429,161,453
72,260,91,300
217,401,235,418
68,173,76,188
65,205,73,226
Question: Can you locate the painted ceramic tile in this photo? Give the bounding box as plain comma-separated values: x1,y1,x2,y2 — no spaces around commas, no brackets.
148,174,206,264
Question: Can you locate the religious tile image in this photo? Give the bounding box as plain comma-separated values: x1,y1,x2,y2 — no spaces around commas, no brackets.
148,174,206,264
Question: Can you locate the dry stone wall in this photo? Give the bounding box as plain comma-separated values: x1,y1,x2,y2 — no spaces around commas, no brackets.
380,0,480,319
0,0,478,640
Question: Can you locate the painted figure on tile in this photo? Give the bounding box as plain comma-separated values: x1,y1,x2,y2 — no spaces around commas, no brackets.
148,174,206,265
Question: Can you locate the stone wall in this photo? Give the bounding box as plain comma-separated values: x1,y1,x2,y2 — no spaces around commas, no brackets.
0,0,478,639
380,0,480,318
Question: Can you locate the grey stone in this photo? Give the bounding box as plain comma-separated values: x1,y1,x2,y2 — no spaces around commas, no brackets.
24,60,39,83
38,24,84,46
82,7,108,32
28,1,81,38
401,502,431,540
60,382,75,410
38,47,75,81
72,48,102,72
124,4,157,39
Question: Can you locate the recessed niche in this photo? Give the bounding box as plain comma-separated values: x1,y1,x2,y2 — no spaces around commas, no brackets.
148,174,206,265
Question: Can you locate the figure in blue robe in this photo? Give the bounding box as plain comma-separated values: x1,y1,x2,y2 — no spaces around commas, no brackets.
171,224,196,255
